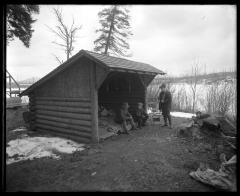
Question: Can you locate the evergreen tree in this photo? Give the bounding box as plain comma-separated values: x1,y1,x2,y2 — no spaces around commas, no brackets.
94,5,133,57
7,5,39,48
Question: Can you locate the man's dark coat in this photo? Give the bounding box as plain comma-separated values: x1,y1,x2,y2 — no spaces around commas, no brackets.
158,90,172,115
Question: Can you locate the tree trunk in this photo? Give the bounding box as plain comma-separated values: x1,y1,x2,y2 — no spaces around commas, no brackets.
104,6,116,55
67,37,70,60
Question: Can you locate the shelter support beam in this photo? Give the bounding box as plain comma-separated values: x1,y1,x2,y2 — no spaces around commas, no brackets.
90,62,99,143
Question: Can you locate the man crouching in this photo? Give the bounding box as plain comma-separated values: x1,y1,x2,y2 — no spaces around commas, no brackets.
135,102,148,129
115,102,137,134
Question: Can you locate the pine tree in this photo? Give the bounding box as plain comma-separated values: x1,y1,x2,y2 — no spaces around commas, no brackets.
94,5,133,57
7,5,39,48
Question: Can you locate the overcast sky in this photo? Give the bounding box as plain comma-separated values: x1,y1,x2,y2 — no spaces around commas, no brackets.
7,5,236,81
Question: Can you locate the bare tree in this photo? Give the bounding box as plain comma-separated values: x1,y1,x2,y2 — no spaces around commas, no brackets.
189,62,200,113
47,8,82,63
205,82,235,115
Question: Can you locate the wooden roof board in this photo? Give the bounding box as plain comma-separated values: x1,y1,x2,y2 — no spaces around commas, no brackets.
20,49,165,96
84,50,165,74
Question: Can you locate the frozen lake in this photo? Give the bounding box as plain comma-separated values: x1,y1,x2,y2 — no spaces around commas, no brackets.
6,88,29,103
148,80,236,116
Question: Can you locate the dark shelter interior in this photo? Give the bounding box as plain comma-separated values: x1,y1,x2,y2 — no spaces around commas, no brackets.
98,71,146,119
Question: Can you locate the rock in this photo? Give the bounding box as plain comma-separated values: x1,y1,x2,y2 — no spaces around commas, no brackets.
177,124,192,138
194,143,212,152
202,117,220,130
176,122,202,140
216,116,236,136
191,126,202,140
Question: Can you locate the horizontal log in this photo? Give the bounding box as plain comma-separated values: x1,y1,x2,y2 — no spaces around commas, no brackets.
100,101,143,105
36,123,92,139
36,112,91,126
36,128,91,144
35,100,91,108
36,97,90,102
36,110,91,122
34,105,91,114
36,118,91,133
99,95,144,99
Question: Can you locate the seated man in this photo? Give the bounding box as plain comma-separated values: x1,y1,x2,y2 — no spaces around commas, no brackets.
135,102,149,128
115,102,137,134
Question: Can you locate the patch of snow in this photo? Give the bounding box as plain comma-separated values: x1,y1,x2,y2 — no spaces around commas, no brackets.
171,112,196,119
11,127,27,132
6,136,85,165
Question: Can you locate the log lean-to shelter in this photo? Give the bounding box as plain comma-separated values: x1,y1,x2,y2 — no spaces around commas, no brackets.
20,50,165,143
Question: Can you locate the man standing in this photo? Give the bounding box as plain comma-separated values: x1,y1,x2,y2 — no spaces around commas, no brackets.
158,83,172,129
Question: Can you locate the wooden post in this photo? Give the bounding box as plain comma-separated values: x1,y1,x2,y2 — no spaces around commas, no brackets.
144,86,148,114
138,74,148,113
90,62,99,143
9,76,12,98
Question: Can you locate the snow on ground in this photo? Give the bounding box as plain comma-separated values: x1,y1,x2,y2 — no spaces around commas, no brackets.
148,108,195,119
11,127,27,132
170,111,196,118
7,128,85,165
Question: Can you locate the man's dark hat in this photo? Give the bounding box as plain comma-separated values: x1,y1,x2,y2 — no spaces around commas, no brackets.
160,83,166,88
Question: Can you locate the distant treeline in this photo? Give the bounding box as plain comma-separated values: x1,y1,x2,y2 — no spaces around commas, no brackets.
152,71,236,85
6,71,236,89
6,83,32,89
6,77,39,89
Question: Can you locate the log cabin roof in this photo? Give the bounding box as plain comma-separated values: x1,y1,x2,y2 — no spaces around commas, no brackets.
20,49,165,96
84,50,165,74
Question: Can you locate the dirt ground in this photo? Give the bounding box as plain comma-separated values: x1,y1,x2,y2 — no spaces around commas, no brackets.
6,117,221,192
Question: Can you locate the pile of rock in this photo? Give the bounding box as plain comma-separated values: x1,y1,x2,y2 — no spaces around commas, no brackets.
176,112,236,150
175,111,236,191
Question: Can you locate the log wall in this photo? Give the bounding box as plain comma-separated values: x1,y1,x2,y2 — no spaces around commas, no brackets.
34,57,91,98
33,97,92,143
30,57,97,143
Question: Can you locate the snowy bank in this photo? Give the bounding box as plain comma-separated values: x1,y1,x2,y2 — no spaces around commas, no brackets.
170,112,196,119
7,130,85,165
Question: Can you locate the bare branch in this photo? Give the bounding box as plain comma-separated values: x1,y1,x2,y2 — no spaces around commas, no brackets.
52,41,66,48
52,53,63,64
48,8,82,60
